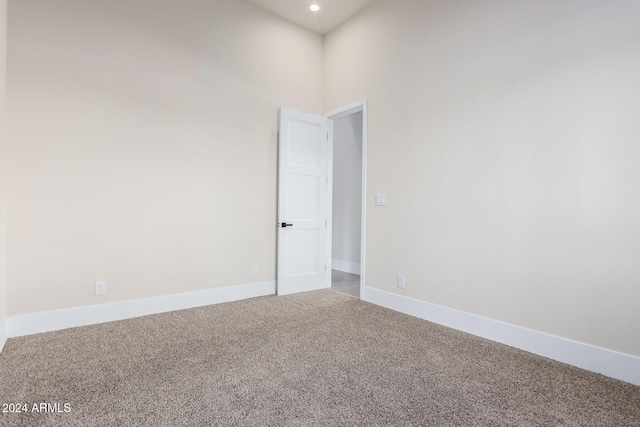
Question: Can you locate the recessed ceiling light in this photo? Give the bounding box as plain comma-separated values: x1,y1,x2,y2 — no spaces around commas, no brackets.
310,4,320,12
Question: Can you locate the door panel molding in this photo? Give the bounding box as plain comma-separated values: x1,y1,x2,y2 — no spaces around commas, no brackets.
277,108,331,295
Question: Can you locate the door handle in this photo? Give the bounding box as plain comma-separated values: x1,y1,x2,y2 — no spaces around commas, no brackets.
281,222,293,228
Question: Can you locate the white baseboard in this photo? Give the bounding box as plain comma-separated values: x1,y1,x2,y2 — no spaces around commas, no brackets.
6,281,276,340
363,286,640,387
0,317,7,353
331,259,361,275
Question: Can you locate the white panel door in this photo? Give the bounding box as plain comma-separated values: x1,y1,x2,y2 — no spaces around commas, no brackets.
277,107,331,295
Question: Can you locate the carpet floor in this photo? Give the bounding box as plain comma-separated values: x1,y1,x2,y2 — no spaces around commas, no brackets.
1,290,639,426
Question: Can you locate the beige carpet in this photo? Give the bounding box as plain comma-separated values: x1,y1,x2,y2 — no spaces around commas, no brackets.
1,290,639,426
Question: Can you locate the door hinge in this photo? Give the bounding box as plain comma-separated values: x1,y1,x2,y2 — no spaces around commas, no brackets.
325,264,327,271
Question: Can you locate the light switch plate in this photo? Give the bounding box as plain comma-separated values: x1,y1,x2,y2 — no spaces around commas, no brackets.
376,194,386,206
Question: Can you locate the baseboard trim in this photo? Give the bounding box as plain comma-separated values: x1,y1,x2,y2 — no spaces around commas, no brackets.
7,281,276,340
363,286,640,386
0,317,7,353
331,259,361,275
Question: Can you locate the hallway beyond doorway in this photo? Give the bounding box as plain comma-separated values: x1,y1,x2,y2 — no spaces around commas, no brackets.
331,270,359,298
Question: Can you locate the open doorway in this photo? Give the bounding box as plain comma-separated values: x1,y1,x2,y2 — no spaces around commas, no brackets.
327,100,367,299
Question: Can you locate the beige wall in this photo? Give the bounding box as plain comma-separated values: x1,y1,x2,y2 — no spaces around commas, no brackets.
5,0,323,314
325,0,640,356
0,0,7,327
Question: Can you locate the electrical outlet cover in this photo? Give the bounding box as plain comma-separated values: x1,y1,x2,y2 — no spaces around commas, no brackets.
397,275,405,289
96,281,106,295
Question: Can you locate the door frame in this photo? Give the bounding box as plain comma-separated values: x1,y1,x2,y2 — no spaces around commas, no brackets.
326,99,368,300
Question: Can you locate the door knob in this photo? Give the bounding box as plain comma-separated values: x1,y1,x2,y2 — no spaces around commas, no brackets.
281,222,293,228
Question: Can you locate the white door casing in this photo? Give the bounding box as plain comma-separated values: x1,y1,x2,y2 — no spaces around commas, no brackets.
277,108,331,295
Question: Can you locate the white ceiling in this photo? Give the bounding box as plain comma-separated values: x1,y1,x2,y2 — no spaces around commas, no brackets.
243,0,376,35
